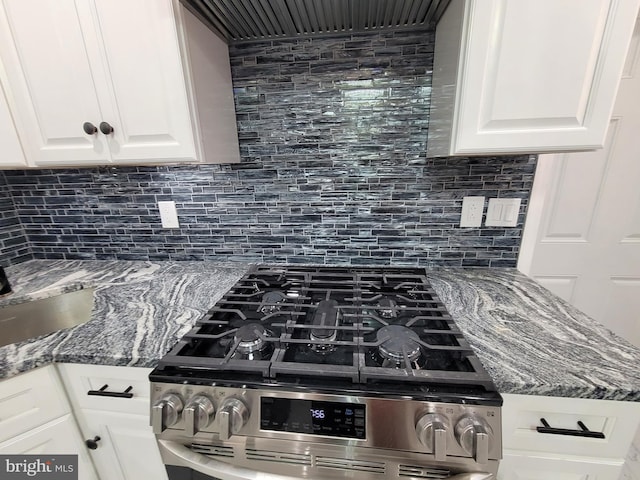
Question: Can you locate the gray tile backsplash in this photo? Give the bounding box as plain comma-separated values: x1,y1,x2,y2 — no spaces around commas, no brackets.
0,30,537,267
0,172,31,265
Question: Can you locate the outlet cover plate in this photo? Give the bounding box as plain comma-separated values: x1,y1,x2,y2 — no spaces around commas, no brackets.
460,196,485,227
158,201,180,228
485,198,521,227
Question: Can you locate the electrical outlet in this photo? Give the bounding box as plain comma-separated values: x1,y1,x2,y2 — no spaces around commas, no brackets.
460,196,485,227
158,201,180,228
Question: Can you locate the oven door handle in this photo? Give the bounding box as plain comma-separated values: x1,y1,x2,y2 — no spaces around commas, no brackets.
158,440,495,480
158,440,300,480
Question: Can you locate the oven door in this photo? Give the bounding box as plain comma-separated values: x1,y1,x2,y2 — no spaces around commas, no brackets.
159,440,496,480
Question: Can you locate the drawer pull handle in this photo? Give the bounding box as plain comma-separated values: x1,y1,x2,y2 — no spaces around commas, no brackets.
87,384,134,399
536,418,605,439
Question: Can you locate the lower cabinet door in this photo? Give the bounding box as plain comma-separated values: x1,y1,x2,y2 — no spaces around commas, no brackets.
498,451,624,480
0,365,71,443
79,409,168,480
0,414,98,480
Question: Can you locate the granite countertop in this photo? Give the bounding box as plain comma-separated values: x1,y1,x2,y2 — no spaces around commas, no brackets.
0,260,249,378
1,260,639,402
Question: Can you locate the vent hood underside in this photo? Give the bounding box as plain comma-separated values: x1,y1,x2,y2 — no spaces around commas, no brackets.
181,0,450,43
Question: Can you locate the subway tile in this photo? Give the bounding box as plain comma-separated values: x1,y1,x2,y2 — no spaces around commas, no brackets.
0,31,536,267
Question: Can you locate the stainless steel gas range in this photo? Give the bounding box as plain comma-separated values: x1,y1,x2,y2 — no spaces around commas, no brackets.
149,265,502,480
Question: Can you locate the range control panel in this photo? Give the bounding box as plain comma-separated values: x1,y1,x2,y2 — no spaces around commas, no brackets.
150,383,502,461
260,397,366,439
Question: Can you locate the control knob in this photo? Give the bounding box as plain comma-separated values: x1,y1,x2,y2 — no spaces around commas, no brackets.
218,397,249,440
151,393,184,434
455,416,492,465
416,413,449,461
184,395,216,436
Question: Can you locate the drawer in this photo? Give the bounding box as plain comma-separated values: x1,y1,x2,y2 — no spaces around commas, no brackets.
502,393,640,459
57,363,152,416
0,365,70,443
498,450,623,480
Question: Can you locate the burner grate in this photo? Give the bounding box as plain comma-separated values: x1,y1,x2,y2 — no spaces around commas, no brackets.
157,265,496,389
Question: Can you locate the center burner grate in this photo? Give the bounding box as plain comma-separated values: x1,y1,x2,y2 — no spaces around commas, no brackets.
159,265,495,389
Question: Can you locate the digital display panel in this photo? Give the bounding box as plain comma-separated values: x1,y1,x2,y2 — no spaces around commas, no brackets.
260,397,366,439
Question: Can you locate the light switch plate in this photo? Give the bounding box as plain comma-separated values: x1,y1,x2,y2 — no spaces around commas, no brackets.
460,196,485,227
485,198,521,227
158,201,180,228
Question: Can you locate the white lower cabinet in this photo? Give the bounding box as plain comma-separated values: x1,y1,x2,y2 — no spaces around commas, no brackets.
57,363,168,480
499,394,640,480
0,365,70,443
77,410,168,480
499,451,623,479
0,415,98,479
0,367,98,479
0,364,168,480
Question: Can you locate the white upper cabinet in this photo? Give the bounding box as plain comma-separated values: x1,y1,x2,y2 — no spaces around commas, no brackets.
0,63,26,167
0,0,109,165
0,0,239,167
427,0,640,157
82,0,196,163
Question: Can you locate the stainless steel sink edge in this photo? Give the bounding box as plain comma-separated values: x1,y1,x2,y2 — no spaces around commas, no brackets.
0,282,88,307
0,287,96,349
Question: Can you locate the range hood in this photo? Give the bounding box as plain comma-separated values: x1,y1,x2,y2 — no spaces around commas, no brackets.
180,0,450,43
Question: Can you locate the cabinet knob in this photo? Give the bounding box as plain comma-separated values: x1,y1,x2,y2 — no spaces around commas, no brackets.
99,121,114,135
83,122,98,135
85,436,101,450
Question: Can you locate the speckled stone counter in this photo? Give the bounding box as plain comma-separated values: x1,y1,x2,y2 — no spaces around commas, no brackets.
0,260,249,378
427,269,640,402
1,261,639,402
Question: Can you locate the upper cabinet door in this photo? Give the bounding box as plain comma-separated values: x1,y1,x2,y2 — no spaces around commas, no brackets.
0,0,109,165
0,74,26,168
0,0,198,167
427,0,640,157
84,0,197,163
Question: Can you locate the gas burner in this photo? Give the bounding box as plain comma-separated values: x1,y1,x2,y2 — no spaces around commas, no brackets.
310,340,337,354
258,291,287,314
234,323,269,355
377,296,399,318
377,325,422,364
